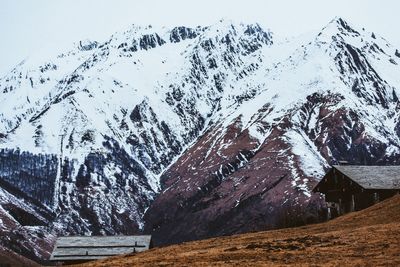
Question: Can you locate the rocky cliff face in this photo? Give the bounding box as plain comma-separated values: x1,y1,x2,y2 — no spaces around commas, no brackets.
0,176,55,264
0,18,400,262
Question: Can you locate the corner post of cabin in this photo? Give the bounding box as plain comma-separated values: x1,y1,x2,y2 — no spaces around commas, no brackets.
327,205,331,220
350,194,355,212
373,192,380,204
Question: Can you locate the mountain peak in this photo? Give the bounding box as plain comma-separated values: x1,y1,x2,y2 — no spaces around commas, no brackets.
312,16,365,47
320,16,361,37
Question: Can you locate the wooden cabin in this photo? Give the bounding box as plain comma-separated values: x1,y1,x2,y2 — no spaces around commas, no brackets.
313,165,400,219
50,235,153,265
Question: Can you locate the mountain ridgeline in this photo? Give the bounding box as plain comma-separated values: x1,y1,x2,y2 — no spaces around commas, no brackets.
0,18,400,262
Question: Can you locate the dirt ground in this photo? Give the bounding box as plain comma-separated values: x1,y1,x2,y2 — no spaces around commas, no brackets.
80,195,400,266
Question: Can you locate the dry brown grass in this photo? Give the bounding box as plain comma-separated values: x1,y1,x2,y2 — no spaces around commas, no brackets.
80,195,400,266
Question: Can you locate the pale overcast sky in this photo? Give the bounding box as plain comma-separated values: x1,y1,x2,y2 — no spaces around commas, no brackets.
1,0,399,75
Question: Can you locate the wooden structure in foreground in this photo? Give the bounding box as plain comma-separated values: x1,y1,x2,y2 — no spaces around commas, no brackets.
313,165,400,219
50,235,152,264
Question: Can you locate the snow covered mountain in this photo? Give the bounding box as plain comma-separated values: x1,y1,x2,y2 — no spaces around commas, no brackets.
145,18,400,245
0,17,400,262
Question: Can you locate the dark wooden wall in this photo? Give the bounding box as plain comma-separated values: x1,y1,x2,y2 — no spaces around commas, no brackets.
317,168,399,219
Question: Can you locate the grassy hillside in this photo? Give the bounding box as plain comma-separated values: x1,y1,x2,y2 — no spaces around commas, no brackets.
81,195,400,266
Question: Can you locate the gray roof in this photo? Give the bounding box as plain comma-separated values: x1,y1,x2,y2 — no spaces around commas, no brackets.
50,235,152,261
334,165,400,189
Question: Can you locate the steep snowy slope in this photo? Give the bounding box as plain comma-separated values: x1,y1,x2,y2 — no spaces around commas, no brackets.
0,17,400,262
0,19,275,261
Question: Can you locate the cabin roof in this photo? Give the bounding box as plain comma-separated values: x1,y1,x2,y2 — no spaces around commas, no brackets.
333,165,400,189
50,235,152,261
